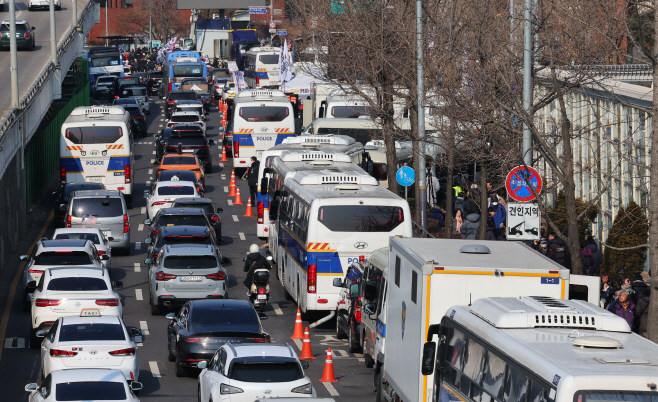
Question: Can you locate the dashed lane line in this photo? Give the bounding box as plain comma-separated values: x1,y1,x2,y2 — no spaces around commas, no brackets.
239,232,246,241
224,186,228,193
141,207,146,215
152,151,156,154
220,163,224,167
148,169,153,175
140,321,149,335
271,303,283,315
135,289,143,301
232,215,239,222
323,382,339,396
149,361,161,377
138,224,144,231
135,242,142,251
134,263,141,273
227,200,233,206
4,337,25,349
150,159,155,164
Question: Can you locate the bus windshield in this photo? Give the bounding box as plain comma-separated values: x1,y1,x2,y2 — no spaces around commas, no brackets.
318,205,404,232
259,55,279,65
91,53,121,67
331,106,377,118
65,126,123,144
239,106,289,122
173,65,204,77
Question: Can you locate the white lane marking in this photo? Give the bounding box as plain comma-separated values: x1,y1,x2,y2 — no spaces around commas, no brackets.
220,163,224,167
135,289,143,301
140,321,149,335
152,151,156,154
149,361,161,377
323,382,339,396
232,215,239,222
271,303,283,315
357,357,365,362
138,224,144,231
146,180,152,185
148,169,153,175
239,232,246,241
333,349,348,357
134,263,141,273
4,337,25,348
353,353,363,357
135,242,142,251
141,207,146,215
159,124,163,128
227,200,233,206
224,186,228,193
147,141,153,145
293,339,302,351
150,159,155,164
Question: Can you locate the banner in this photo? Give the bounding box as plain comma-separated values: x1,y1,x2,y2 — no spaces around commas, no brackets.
227,60,238,73
278,39,292,91
167,36,178,51
233,71,246,91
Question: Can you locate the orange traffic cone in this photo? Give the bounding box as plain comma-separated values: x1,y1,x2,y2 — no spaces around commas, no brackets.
299,327,316,360
319,348,338,382
228,184,237,197
291,309,304,339
219,145,228,162
229,169,237,188
243,197,254,217
234,187,244,205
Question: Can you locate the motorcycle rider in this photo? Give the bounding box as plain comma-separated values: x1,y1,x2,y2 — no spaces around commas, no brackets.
243,244,271,295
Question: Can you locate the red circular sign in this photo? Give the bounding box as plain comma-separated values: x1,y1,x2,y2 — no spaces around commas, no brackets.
269,21,276,29
505,166,543,202
309,20,318,29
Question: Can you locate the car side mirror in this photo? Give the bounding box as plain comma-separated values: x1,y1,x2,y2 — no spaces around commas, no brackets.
216,207,223,213
144,238,152,244
301,360,310,369
166,313,176,320
144,258,152,265
364,280,378,300
101,255,110,261
144,219,151,225
20,255,28,261
221,256,231,265
258,312,268,320
27,281,37,289
333,278,343,288
59,204,67,210
32,26,36,30
130,382,143,392
129,327,142,337
35,330,46,338
197,361,207,369
25,383,38,392
364,303,375,316
112,280,123,289
350,283,359,299
260,178,268,195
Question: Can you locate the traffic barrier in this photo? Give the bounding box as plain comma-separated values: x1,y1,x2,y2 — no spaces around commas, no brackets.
299,327,316,360
219,145,228,162
234,187,243,205
319,348,338,382
291,309,304,339
243,197,254,217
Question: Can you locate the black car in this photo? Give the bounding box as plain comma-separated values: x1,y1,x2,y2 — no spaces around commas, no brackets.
145,225,218,263
146,70,163,95
114,76,141,95
144,207,216,243
172,197,223,240
123,105,147,137
165,90,198,119
54,182,105,227
181,77,213,110
154,127,172,161
152,169,204,195
167,299,270,377
165,126,215,172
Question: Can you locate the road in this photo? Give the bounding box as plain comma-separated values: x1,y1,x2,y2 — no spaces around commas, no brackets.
0,97,374,401
0,0,86,117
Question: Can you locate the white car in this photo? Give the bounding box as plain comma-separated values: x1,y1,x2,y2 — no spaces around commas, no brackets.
166,111,207,133
197,344,316,401
222,82,239,102
25,368,142,402
52,228,113,272
30,267,123,348
145,179,200,219
38,315,142,383
28,0,60,11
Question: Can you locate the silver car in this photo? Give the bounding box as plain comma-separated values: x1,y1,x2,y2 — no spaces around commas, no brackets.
53,228,113,273
65,190,130,253
118,86,150,115
146,244,227,315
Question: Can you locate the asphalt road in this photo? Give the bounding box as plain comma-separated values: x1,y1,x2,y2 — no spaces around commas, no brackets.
0,96,374,401
0,0,86,117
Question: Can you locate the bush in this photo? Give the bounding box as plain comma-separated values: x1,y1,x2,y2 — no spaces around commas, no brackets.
545,191,598,245
602,201,648,280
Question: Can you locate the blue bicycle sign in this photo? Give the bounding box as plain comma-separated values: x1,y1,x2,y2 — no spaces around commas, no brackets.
396,166,415,187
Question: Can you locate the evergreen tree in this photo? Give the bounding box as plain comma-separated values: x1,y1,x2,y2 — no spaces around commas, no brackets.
603,201,648,280
545,192,598,247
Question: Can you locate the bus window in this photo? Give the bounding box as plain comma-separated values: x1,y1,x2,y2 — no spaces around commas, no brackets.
66,127,123,144
173,65,204,77
331,106,376,118
259,55,279,64
239,106,289,122
317,205,404,232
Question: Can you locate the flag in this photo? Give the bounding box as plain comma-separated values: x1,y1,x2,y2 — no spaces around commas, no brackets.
86,215,98,224
167,36,178,51
278,40,292,91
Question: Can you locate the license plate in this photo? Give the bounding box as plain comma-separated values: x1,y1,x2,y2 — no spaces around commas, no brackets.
81,309,101,317
257,295,267,300
87,176,104,183
101,230,111,238
181,276,203,282
182,149,195,153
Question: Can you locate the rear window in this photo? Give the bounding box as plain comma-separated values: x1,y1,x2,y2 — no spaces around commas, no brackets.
192,306,258,327
159,171,198,182
163,255,217,269
149,71,163,79
331,106,377,118
259,54,279,65
171,128,204,136
238,106,289,122
122,87,147,96
59,323,126,342
71,198,124,218
118,77,140,87
55,382,126,401
158,215,208,226
183,79,207,86
171,115,200,123
0,23,29,32
157,186,195,196
173,65,203,77
125,107,142,117
54,233,101,244
175,106,203,114
175,203,213,214
65,126,123,145
47,277,108,291
163,234,211,245
229,362,302,382
167,138,205,147
34,251,93,265
170,92,198,101
318,205,405,232
162,156,198,165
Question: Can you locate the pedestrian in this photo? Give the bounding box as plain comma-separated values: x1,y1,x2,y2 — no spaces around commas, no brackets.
620,275,636,301
634,288,650,336
486,207,499,240
428,172,440,206
581,248,593,275
607,290,635,328
547,232,571,269
631,274,649,305
453,209,464,238
600,273,614,308
246,156,259,205
490,195,506,232
581,236,603,276
460,211,480,240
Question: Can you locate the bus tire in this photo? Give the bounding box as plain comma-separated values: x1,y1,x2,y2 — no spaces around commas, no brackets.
375,366,384,402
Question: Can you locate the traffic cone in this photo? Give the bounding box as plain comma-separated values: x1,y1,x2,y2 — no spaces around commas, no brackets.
291,309,304,339
219,145,228,162
228,184,237,197
228,170,237,196
299,327,316,360
319,348,338,382
243,197,254,217
234,187,244,205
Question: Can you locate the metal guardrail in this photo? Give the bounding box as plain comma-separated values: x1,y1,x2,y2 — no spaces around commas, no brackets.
567,64,653,82
412,221,436,238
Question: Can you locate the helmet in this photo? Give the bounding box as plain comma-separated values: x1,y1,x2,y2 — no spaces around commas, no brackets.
249,244,259,254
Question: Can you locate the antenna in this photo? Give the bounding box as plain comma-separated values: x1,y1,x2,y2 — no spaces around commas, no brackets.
469,293,472,307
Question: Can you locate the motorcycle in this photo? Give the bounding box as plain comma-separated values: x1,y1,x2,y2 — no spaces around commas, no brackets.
243,256,273,312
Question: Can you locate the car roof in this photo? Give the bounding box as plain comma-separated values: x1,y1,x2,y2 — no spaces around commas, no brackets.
158,207,206,216
155,180,197,187
229,343,297,359
51,368,126,383
2,20,29,24
173,197,212,205
54,228,103,235
171,111,201,117
46,267,106,278
175,100,203,106
60,315,122,326
161,226,209,236
71,190,124,198
39,239,90,250
164,244,216,256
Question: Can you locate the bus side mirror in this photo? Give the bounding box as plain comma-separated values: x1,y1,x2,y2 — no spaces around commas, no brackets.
421,342,437,375
333,278,342,288
260,178,268,195
349,283,359,299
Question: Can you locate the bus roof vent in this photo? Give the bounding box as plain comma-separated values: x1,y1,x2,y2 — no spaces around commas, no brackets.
282,135,356,146
174,57,198,63
71,106,126,116
469,297,632,333
292,170,379,186
280,151,352,163
459,244,491,254
573,336,623,349
334,184,361,190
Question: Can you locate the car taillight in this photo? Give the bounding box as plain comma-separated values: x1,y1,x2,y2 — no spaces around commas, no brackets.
168,122,176,127
35,299,61,307
28,269,44,274
258,288,266,295
206,272,226,280
307,264,317,293
123,214,129,233
96,298,119,306
215,85,220,89
50,349,77,357
152,252,159,259
152,229,159,236
257,202,264,224
256,76,259,86
134,115,145,119
60,167,66,184
167,100,175,105
124,164,131,184
234,141,239,158
211,215,219,223
246,337,268,342
66,215,71,228
186,338,201,342
109,348,135,356
156,271,176,281
152,201,168,206
24,32,30,39
168,83,174,92
97,250,107,256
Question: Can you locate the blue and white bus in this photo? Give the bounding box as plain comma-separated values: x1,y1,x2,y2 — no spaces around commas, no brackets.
88,47,124,90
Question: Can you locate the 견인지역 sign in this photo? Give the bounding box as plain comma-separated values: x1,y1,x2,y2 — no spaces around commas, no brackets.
506,203,541,240
505,166,542,202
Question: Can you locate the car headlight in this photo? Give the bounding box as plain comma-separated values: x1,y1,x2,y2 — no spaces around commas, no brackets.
291,383,313,394
220,384,243,395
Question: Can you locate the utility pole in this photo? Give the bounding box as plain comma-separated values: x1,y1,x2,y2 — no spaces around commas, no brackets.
417,0,427,231
522,0,532,165
9,0,18,108
105,1,109,46
50,0,61,99
72,0,77,27
149,2,152,50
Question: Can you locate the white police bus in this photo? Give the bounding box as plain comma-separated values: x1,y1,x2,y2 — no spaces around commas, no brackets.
60,106,134,202
271,168,411,313
243,46,280,89
231,89,295,170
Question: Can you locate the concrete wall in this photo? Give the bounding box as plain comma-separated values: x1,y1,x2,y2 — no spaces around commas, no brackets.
0,151,26,269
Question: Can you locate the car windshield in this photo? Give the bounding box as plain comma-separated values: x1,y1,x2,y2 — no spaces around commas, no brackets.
162,156,197,165
172,115,200,123
159,171,197,182
157,186,195,196
55,233,101,245
47,277,108,291
318,205,405,232
238,106,289,122
34,251,93,265
55,382,126,401
71,198,124,218
229,362,302,382
331,105,377,118
163,255,217,269
65,126,123,145
59,323,126,342
174,203,213,214
157,215,207,226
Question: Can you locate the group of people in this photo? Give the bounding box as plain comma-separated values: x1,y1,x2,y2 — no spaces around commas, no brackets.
601,268,651,337
124,48,157,73
449,181,508,241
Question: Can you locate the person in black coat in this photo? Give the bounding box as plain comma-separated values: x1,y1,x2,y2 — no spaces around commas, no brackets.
246,157,260,205
243,244,271,292
547,232,571,269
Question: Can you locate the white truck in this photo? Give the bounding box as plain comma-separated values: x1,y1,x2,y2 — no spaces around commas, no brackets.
370,237,599,402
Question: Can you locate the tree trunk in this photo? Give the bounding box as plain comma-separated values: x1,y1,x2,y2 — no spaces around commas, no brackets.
479,162,488,240
444,120,456,238
381,74,400,196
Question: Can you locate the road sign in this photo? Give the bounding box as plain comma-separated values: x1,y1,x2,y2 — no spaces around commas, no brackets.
269,21,276,29
268,29,277,33
309,20,318,29
277,30,287,36
396,167,415,187
506,203,541,240
249,7,268,14
505,166,542,202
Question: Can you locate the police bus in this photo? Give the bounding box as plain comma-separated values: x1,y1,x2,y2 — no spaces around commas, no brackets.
231,89,295,170
60,106,134,202
243,46,280,89
270,168,411,313
88,46,124,91
255,135,366,238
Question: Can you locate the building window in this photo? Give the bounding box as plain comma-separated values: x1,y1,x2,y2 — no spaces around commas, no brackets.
122,0,133,8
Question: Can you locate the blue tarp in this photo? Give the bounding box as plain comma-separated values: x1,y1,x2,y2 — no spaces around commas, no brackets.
232,30,258,42
197,18,231,30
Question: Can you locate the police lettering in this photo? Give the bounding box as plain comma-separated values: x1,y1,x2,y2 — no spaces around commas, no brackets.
86,161,105,166
256,137,273,141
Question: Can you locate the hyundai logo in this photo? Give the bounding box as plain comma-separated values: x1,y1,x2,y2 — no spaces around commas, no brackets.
263,390,272,394
89,350,97,355
354,242,368,249
75,302,81,307
91,150,99,156
260,127,268,132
